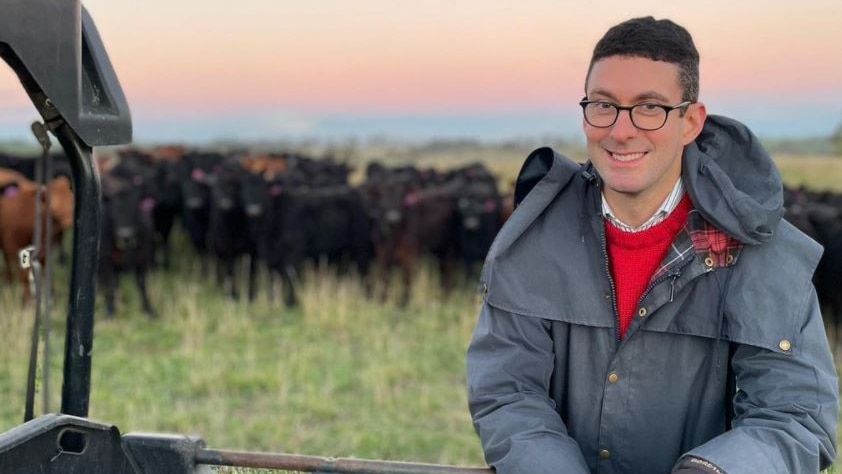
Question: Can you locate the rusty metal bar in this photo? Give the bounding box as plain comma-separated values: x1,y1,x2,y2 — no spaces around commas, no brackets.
195,449,494,474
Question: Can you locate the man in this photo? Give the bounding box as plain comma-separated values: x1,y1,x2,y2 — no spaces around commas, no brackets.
466,16,838,474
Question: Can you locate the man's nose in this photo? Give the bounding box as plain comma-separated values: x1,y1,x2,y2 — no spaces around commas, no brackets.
609,109,639,139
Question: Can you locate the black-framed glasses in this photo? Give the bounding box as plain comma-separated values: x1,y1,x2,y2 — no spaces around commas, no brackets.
579,98,693,131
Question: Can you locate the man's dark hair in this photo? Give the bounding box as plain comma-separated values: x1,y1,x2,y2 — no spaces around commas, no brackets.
585,16,700,102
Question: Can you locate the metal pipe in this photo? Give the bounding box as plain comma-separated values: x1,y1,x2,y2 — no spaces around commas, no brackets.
53,121,101,418
42,139,54,414
23,145,45,422
195,449,494,474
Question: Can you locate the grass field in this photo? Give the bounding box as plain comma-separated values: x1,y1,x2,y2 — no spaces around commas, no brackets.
0,252,489,469
0,262,486,461
0,145,840,472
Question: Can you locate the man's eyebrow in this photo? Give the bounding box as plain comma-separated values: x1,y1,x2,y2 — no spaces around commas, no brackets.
587,89,672,103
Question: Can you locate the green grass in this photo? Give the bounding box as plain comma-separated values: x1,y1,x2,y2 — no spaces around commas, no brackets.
0,254,487,468
775,154,842,192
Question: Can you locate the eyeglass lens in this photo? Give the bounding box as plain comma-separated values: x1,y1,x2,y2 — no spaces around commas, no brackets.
583,103,668,131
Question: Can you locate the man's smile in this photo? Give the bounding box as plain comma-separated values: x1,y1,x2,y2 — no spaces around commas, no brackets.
607,150,647,162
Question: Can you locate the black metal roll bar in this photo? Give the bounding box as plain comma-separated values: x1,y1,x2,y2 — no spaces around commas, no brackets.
52,123,103,417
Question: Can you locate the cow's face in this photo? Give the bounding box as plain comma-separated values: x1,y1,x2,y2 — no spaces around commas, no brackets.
104,184,145,250
210,167,241,212
180,165,211,210
240,171,272,218
457,182,498,231
381,180,411,225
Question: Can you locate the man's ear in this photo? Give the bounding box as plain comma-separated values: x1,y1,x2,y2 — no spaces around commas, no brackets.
681,102,707,146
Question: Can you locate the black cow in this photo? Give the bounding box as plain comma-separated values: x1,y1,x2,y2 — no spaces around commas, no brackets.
98,174,156,317
208,161,257,301
785,186,842,354
111,148,183,269
177,151,225,270
245,175,308,307
808,202,842,352
302,185,373,286
452,164,502,283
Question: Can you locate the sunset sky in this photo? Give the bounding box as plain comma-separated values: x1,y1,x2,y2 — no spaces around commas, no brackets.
2,0,841,144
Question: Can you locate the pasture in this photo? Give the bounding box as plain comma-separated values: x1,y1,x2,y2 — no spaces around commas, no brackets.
0,239,489,467
0,142,841,473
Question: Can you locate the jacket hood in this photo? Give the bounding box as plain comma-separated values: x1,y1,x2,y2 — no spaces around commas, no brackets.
683,114,784,245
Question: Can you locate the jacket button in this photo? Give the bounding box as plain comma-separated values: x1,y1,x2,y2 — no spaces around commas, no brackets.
638,307,647,317
704,256,714,267
607,373,619,383
779,339,792,351
599,450,611,459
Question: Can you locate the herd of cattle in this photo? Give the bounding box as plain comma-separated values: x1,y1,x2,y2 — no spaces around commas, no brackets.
0,147,512,315
0,148,840,345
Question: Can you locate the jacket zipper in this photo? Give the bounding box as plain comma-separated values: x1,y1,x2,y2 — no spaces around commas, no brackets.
606,227,695,341
636,256,695,316
669,273,679,302
600,223,622,342
591,176,622,342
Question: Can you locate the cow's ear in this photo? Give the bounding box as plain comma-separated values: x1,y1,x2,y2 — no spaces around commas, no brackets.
1,182,21,198
514,147,555,208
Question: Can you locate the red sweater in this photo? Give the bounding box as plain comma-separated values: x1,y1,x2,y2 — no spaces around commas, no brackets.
605,195,692,338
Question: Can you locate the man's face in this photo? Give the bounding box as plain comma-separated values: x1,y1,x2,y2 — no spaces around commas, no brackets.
583,55,705,212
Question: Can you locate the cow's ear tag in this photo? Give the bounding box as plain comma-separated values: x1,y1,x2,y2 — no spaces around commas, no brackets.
19,245,35,269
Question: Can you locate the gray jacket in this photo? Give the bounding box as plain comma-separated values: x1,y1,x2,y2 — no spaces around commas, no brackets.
466,115,838,473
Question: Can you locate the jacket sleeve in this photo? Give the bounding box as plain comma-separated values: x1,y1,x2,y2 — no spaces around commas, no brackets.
466,301,591,474
684,287,838,473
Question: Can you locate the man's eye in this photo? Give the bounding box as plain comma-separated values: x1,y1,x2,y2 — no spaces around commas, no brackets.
635,103,664,116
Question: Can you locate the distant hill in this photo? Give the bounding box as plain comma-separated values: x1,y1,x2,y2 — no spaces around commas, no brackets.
761,136,838,156
2,133,838,161
0,140,39,155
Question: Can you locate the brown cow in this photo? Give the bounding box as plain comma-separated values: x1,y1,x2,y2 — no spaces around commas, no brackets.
241,153,288,180
150,144,186,162
368,176,460,307
0,168,74,302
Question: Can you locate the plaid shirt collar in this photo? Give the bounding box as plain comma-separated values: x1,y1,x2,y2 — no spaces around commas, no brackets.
602,178,685,232
651,208,744,281
587,167,743,281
